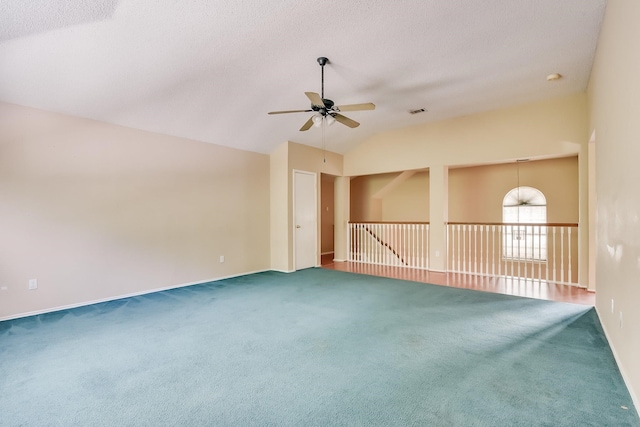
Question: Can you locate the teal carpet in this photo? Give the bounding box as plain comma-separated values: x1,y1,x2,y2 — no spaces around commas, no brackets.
1,269,638,426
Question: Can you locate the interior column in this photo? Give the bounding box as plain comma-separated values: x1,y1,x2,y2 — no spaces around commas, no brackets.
429,165,449,272
333,176,350,262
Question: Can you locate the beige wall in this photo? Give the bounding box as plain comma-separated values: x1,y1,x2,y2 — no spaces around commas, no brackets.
0,103,270,319
350,172,395,222
344,93,587,177
352,157,578,224
351,171,430,222
269,142,290,272
448,157,579,223
320,174,335,254
269,141,343,272
588,0,640,406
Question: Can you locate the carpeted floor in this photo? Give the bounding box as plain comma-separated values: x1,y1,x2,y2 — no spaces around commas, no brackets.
1,269,638,426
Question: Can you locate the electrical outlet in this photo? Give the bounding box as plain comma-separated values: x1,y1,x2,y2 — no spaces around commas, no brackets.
219,255,225,263
435,250,440,257
28,279,38,290
611,299,615,314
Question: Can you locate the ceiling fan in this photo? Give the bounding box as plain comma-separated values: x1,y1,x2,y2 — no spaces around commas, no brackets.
268,57,375,131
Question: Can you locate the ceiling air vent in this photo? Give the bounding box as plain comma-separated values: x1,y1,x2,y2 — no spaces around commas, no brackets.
409,108,426,115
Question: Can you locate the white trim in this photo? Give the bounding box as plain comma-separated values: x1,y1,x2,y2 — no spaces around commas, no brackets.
333,258,347,262
1,269,268,322
321,251,335,256
271,269,295,274
595,306,640,414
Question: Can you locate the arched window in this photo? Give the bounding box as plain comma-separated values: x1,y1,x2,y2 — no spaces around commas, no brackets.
503,186,547,261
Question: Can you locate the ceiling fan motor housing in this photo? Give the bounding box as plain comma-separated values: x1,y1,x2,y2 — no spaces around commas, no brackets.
312,98,335,115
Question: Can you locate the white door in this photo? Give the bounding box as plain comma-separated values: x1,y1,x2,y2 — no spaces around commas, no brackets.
294,170,317,270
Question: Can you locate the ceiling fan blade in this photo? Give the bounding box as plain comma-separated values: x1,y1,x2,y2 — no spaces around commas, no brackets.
268,109,312,115
299,116,314,131
333,113,360,128
305,92,325,108
335,103,375,112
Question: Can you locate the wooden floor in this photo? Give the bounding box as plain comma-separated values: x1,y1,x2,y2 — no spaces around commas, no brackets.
320,254,595,306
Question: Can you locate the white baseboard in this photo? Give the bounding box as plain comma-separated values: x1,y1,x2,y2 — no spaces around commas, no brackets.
321,251,334,256
594,306,639,414
270,269,295,274
332,258,347,262
1,269,269,322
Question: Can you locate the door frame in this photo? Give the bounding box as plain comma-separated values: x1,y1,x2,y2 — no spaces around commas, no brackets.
293,169,318,270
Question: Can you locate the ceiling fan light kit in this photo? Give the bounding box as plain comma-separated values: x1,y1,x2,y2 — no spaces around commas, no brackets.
268,57,375,131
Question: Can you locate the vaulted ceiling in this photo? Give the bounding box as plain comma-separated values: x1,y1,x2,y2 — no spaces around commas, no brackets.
0,1,606,154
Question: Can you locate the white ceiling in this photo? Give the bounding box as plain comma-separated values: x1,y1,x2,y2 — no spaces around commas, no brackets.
0,1,606,154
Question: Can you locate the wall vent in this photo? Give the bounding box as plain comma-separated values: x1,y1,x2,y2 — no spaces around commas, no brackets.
409,108,426,115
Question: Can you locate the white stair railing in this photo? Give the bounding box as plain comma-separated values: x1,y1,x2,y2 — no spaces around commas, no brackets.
347,221,579,286
446,222,579,286
348,222,430,270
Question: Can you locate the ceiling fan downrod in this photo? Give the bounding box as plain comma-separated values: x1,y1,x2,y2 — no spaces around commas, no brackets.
317,57,328,100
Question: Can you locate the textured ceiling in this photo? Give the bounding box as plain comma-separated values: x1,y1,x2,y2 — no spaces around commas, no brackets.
0,1,606,154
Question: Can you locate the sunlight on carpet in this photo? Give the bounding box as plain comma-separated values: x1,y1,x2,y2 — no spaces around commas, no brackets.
1,269,638,426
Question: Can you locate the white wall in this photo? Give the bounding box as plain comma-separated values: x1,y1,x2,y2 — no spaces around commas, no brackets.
588,0,640,407
0,103,270,319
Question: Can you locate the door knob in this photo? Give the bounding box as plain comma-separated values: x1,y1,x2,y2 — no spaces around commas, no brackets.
296,225,301,228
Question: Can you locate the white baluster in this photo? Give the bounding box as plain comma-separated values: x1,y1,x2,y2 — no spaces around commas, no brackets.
353,224,357,262
374,224,383,265
485,225,489,275
544,226,549,281
456,225,460,272
517,225,521,279
524,225,528,279
411,224,419,267
408,223,412,267
462,225,467,273
450,225,454,272
568,227,573,285
425,224,429,270
491,225,495,276
473,224,476,274
414,223,418,268
418,224,424,269
478,225,483,274
382,224,391,265
427,224,431,270
560,227,565,283
411,224,420,267
497,225,502,277
355,223,359,262
393,223,397,267
510,225,515,278
366,224,370,264
374,224,384,265
552,227,557,283
537,225,541,280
